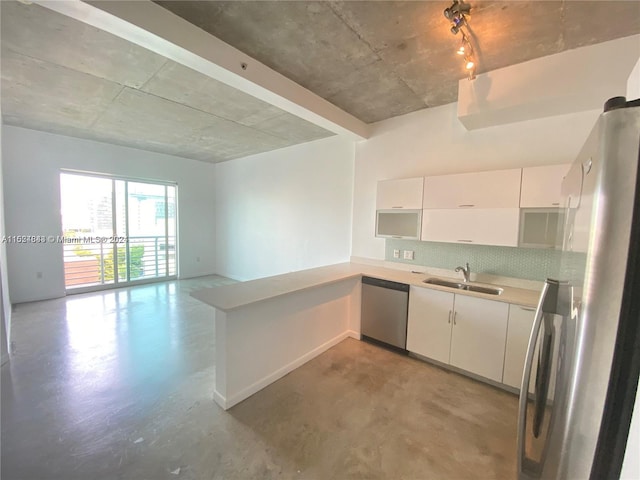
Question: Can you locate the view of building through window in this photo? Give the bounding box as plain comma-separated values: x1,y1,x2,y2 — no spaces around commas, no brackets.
60,172,177,290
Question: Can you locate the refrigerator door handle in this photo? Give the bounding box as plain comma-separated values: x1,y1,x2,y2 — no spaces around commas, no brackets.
517,280,559,477
533,323,554,438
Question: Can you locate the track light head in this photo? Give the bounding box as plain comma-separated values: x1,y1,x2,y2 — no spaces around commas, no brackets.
449,14,464,35
444,1,471,21
443,6,454,20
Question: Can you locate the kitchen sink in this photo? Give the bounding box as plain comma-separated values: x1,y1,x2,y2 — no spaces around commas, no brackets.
464,284,504,295
423,278,463,289
423,278,503,295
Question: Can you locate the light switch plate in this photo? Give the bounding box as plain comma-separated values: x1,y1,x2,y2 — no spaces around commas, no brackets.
393,249,400,259
403,250,414,260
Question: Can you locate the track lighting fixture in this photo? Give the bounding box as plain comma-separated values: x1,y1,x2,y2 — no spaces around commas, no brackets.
443,0,476,80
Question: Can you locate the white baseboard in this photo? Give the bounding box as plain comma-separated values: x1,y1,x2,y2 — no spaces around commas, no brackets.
210,269,250,282
346,329,361,340
222,330,352,410
178,271,218,280
212,389,227,410
13,291,66,305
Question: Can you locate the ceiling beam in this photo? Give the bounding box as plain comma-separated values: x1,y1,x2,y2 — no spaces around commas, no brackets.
34,0,369,140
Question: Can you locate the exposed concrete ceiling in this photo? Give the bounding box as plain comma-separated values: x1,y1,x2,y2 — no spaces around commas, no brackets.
0,1,333,163
1,1,639,163
157,1,640,123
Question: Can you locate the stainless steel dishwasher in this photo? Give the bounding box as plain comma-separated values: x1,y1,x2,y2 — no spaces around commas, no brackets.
361,276,409,350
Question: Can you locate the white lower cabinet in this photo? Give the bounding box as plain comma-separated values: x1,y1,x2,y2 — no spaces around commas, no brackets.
503,305,537,390
407,287,454,364
407,286,509,383
407,286,547,392
502,305,561,399
449,295,509,382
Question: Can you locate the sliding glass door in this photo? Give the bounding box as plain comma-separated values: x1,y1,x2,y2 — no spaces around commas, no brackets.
61,172,177,291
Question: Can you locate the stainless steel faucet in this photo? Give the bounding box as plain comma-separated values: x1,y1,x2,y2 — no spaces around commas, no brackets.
455,262,471,283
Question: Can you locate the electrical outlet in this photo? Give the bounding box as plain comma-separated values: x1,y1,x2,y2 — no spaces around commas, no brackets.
403,250,414,260
393,249,400,259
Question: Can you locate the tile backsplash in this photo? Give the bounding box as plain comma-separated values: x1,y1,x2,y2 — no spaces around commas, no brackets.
386,239,569,281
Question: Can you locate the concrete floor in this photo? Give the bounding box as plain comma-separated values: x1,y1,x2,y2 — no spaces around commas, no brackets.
2,276,518,480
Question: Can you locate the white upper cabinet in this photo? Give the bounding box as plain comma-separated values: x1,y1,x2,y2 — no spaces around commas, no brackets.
421,208,520,247
376,210,422,240
423,168,522,209
376,177,424,210
520,164,570,208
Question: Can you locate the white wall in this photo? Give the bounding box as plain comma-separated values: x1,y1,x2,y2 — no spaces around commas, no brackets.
351,103,601,260
215,135,354,281
2,126,216,303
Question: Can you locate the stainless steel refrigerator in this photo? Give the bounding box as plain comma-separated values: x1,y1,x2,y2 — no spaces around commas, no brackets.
517,97,640,480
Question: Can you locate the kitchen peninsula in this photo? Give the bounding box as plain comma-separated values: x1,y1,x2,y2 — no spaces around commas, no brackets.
192,262,540,410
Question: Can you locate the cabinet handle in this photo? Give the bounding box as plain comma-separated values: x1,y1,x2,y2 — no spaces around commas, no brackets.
458,204,475,208
457,239,473,243
448,310,452,324
519,306,536,312
551,202,560,206
392,206,403,209
453,311,458,325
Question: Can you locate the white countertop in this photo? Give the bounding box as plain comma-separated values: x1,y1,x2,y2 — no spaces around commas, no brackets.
191,262,541,312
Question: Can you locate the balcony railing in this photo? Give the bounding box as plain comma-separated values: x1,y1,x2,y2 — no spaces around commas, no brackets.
63,235,176,289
